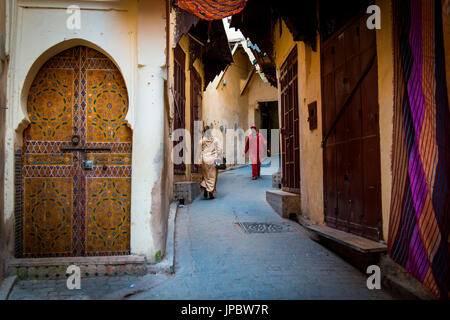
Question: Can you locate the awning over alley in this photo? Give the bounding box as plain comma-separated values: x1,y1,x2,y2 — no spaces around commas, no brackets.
174,0,247,20
230,0,318,52
173,6,234,88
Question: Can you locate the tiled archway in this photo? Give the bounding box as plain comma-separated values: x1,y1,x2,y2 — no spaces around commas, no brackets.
18,46,132,258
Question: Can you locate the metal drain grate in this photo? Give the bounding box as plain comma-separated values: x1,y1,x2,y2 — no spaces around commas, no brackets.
234,222,292,234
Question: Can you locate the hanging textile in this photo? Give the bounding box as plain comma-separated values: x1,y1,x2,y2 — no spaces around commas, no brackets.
389,0,450,299
174,7,200,45
174,0,247,20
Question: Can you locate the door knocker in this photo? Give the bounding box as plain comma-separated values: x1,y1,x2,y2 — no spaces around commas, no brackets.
71,135,81,146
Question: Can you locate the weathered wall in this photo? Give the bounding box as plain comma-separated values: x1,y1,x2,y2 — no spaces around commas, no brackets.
0,0,7,281
135,0,169,262
203,46,277,162
376,0,394,242
273,20,324,225
3,0,169,262
203,47,250,136
244,72,278,129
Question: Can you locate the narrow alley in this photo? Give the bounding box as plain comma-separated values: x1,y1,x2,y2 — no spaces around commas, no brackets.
1,0,448,305
8,167,392,300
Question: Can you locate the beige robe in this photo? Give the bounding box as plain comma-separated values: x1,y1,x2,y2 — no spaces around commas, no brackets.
199,136,221,193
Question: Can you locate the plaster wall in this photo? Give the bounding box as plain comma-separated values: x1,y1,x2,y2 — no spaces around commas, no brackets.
134,0,169,262
203,46,277,161
273,20,324,225
0,0,7,280
244,72,277,130
375,0,394,242
203,47,250,139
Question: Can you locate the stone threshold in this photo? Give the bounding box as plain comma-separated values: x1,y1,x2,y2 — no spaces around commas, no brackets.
304,223,386,274
7,255,147,280
306,224,387,254
266,189,301,219
304,223,435,299
7,255,145,267
0,276,17,300
7,202,179,283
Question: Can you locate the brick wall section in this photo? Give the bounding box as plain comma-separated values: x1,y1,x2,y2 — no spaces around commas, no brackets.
272,172,281,189
0,0,7,280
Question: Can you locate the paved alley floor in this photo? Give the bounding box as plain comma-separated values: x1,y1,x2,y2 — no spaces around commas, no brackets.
8,166,393,300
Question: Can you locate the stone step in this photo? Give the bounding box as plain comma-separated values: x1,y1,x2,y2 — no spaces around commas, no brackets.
272,172,281,188
174,181,201,204
7,255,146,280
0,276,17,300
306,225,387,253
305,224,387,271
266,190,301,219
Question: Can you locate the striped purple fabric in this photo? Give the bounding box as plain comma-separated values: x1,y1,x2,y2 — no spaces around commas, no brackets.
389,0,450,299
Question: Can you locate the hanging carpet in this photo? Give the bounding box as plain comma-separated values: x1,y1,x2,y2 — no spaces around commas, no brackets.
389,0,450,299
174,0,247,20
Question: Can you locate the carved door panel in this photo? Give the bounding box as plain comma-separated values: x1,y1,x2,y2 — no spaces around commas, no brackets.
20,46,132,257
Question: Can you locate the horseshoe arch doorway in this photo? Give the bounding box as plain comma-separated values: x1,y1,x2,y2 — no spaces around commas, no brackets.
18,46,132,258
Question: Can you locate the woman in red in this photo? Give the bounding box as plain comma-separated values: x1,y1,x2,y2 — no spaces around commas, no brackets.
244,125,267,180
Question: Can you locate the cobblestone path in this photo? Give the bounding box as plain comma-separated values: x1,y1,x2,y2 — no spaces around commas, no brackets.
8,167,393,300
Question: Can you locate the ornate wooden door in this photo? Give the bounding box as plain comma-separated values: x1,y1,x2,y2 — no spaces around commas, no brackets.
19,46,132,257
190,67,202,174
173,44,186,175
280,46,300,193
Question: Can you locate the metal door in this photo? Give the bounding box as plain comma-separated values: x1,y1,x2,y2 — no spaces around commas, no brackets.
190,67,202,174
20,46,132,257
321,14,382,241
280,46,300,193
173,44,186,175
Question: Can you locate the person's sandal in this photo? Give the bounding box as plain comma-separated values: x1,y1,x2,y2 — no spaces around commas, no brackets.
208,192,215,200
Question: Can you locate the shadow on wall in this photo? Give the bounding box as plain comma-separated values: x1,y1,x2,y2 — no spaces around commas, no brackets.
0,37,6,281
